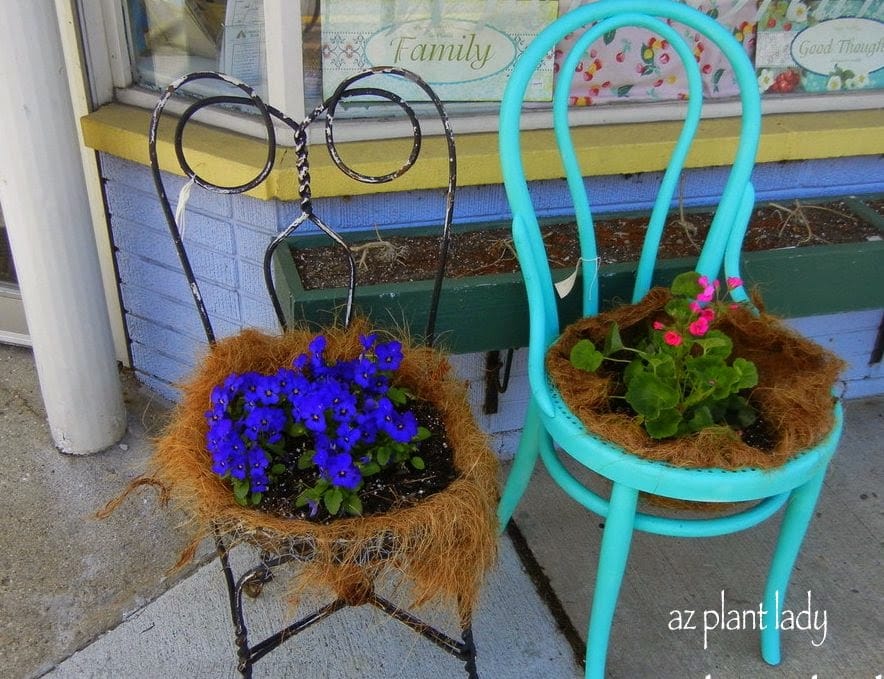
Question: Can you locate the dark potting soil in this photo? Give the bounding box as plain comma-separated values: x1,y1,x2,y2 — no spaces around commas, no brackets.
260,399,457,523
292,200,881,291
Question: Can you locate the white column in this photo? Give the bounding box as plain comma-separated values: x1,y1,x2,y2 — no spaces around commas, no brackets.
0,1,125,453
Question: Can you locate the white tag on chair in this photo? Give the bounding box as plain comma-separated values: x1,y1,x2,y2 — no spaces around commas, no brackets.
175,177,196,239
555,265,580,299
555,257,599,299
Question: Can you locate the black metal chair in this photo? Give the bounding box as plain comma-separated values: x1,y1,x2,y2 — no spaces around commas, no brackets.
148,67,478,678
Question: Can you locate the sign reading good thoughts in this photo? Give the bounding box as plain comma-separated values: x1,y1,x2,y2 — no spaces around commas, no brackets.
321,0,558,101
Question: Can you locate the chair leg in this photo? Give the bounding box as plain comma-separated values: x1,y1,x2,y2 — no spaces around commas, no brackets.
497,400,543,532
760,467,828,666
585,482,639,679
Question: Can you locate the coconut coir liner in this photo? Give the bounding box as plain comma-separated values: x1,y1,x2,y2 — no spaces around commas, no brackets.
547,287,845,470
142,319,499,616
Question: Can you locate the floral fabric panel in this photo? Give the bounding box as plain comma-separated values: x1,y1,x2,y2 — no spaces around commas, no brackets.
755,0,884,95
554,0,759,105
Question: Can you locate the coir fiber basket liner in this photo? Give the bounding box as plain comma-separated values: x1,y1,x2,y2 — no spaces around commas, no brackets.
147,319,499,614
546,287,846,470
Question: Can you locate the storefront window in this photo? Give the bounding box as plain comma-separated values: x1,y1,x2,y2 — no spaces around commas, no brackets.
107,0,882,136
124,0,268,98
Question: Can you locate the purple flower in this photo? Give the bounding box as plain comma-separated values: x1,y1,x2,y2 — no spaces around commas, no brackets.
375,340,403,371
352,357,377,389
244,406,286,438
335,421,363,451
301,392,329,433
387,410,419,443
323,452,362,491
309,334,327,357
204,332,429,513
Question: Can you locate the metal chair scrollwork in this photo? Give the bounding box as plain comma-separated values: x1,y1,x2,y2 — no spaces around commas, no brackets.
148,67,482,678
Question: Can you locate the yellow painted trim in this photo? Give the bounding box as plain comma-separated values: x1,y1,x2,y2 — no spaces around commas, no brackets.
81,103,884,201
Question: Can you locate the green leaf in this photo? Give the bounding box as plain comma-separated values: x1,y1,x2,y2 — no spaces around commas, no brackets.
732,357,758,389
250,492,263,506
263,440,285,456
645,408,683,439
603,322,624,355
232,478,250,502
323,488,343,515
698,364,739,400
287,422,307,437
387,386,409,406
297,450,315,470
270,463,287,476
664,298,693,323
603,29,616,44
671,271,703,298
695,331,733,359
377,446,392,467
359,461,381,476
570,339,604,372
725,395,757,428
616,84,634,97
295,487,320,507
623,358,645,384
625,372,679,420
647,353,677,381
411,456,426,470
343,493,363,516
415,426,432,441
686,406,714,432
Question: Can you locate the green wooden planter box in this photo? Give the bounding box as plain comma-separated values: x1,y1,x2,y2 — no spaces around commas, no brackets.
275,198,884,354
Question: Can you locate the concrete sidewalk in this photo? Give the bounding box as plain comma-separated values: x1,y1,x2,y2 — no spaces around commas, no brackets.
1,342,580,679
45,537,580,679
2,341,882,678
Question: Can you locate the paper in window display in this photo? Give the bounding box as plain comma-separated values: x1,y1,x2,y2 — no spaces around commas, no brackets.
755,0,884,94
132,0,268,98
219,0,266,93
321,0,559,102
554,0,760,105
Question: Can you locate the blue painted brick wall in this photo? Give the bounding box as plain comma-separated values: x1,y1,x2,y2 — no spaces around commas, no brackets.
100,152,883,403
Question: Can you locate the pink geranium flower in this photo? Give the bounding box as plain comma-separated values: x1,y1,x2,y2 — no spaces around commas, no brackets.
664,331,683,346
653,321,665,330
689,317,710,337
727,276,743,290
696,284,715,303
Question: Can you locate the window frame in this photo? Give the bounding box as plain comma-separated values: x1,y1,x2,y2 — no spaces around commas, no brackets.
80,1,884,144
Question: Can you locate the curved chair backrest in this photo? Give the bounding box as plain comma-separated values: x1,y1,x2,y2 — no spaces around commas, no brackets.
499,0,761,365
149,67,456,348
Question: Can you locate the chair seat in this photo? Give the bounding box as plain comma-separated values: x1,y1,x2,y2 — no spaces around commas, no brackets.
542,381,843,504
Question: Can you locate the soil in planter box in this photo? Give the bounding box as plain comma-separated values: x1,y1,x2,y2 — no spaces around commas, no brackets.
261,399,458,523
292,200,881,290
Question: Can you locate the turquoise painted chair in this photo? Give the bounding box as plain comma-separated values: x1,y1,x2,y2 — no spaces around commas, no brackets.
497,2,843,677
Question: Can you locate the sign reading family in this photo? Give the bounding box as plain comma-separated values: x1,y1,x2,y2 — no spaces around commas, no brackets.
321,0,559,101
756,0,884,93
